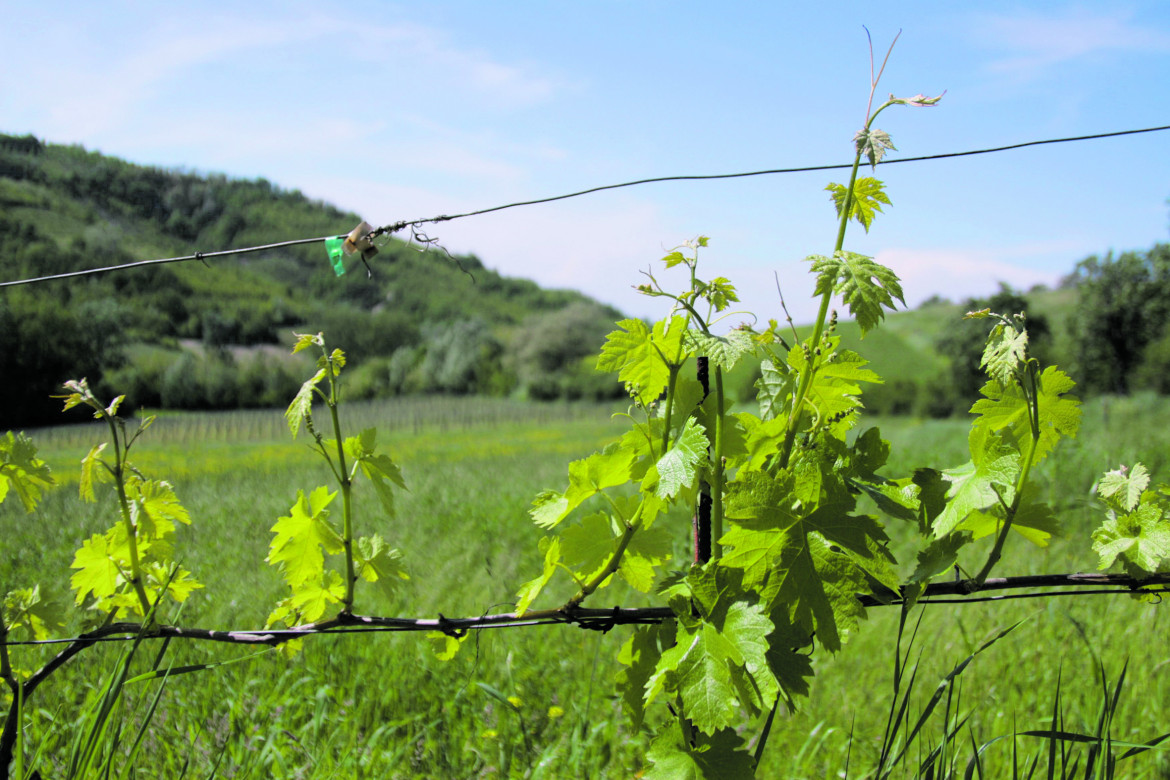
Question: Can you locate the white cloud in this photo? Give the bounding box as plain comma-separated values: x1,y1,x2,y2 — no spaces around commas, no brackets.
972,7,1170,80
874,245,1071,307
0,5,565,147
344,18,566,107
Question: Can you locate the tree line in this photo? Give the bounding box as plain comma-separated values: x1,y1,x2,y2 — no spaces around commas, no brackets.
853,241,1170,418
0,131,1166,427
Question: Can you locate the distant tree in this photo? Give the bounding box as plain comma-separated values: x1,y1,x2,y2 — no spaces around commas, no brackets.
0,293,125,427
934,283,1051,414
512,302,617,398
1069,244,1170,395
418,319,506,395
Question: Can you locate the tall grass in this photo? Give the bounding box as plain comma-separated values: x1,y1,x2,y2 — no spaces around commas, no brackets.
5,396,1170,776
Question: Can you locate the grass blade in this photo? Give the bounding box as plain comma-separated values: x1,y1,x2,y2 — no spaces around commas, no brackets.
886,620,1025,772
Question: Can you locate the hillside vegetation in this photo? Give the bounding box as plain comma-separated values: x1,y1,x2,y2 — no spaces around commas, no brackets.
0,133,624,427
3,131,1168,429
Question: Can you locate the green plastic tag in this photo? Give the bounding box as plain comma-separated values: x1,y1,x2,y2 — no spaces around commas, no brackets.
324,237,346,276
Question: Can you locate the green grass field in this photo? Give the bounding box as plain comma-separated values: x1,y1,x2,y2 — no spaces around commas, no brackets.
4,394,1170,778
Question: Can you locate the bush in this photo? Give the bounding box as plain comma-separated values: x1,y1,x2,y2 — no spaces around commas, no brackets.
1070,244,1170,395
512,302,617,399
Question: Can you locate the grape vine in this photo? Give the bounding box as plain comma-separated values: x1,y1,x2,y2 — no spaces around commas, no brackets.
3,43,1170,779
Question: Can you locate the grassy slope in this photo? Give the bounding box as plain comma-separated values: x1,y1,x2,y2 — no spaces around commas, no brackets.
6,394,1170,777
0,135,616,336
821,286,1077,384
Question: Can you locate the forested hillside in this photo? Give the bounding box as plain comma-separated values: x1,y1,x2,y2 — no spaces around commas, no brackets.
3,132,1167,430
0,133,622,427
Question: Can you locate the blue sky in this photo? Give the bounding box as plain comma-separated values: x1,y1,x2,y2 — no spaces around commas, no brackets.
2,1,1168,324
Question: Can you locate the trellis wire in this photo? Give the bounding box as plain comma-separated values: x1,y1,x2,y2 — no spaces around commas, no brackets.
5,572,1169,649
1,123,1167,289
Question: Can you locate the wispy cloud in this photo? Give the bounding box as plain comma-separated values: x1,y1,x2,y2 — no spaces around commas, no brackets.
971,6,1170,81
0,5,566,146
350,20,565,106
875,245,1073,307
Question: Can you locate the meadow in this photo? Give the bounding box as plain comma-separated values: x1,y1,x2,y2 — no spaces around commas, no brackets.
4,393,1170,778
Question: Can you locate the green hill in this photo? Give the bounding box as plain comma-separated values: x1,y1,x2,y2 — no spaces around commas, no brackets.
0,133,623,426
1,131,1147,429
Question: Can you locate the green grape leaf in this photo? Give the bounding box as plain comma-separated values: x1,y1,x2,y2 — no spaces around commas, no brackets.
720,474,799,587
266,598,296,630
289,569,345,623
0,431,54,512
737,413,787,471
668,372,708,424
787,340,881,434
70,533,122,605
686,329,755,372
531,443,637,530
645,724,755,780
649,567,779,733
722,469,880,652
664,623,742,735
772,534,869,652
619,526,672,592
427,630,468,661
980,320,1029,385
345,428,406,517
103,522,139,565
267,487,342,589
851,427,891,474
560,512,618,584
932,427,1020,538
695,276,739,313
1092,502,1170,573
3,585,64,641
516,535,561,615
572,443,638,498
908,468,950,535
616,622,669,728
356,534,409,598
968,367,1076,463
128,479,189,541
971,366,1081,464
79,443,108,503
143,562,203,603
1097,463,1150,513
765,609,815,702
959,498,1060,547
808,251,905,335
906,533,971,597
755,358,794,422
292,332,324,354
720,598,780,713
529,490,572,529
852,474,921,525
597,316,688,405
285,368,326,437
826,176,892,232
854,130,897,168
654,417,708,499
